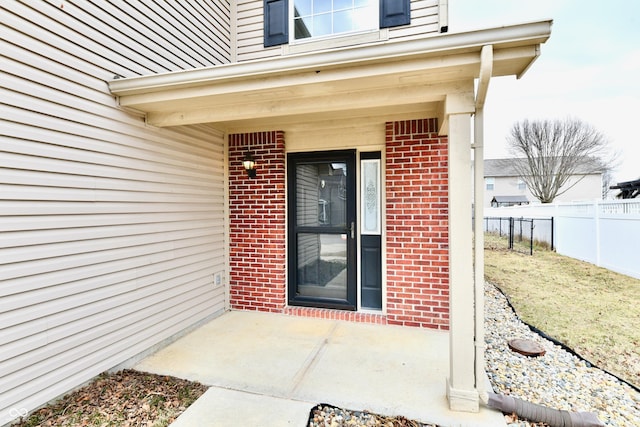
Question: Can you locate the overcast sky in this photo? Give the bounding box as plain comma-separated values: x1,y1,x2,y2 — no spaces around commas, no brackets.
449,0,640,182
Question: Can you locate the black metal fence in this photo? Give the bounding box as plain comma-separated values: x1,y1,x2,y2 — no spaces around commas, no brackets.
484,216,554,255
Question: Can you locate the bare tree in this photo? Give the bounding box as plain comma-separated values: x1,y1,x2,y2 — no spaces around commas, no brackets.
506,118,617,203
601,168,616,199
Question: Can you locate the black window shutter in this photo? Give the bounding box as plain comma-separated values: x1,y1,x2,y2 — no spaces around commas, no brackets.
380,0,410,28
264,0,288,47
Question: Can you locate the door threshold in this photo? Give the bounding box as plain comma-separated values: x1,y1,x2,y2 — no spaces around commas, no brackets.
284,306,386,325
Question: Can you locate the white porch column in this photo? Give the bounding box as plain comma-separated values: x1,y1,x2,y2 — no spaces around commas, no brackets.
445,93,479,412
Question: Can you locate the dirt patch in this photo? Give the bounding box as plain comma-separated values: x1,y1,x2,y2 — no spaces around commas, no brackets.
11,370,207,427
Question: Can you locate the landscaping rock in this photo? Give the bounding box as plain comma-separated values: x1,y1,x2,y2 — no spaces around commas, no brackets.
485,282,640,427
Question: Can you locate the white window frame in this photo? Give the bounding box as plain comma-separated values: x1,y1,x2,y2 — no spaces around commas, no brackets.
289,0,379,45
485,177,495,191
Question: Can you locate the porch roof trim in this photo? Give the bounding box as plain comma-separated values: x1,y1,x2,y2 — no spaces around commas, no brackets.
108,20,551,131
110,20,551,96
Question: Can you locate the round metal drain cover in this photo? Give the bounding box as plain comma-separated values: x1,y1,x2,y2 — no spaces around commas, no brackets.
508,339,546,357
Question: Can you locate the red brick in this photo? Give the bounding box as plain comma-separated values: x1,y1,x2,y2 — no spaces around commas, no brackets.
229,120,449,330
385,119,450,330
229,131,286,312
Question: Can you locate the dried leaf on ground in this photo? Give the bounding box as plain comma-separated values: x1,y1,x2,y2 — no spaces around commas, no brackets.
11,370,207,427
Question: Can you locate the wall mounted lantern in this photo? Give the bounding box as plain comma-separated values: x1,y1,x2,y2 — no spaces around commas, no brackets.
242,150,257,178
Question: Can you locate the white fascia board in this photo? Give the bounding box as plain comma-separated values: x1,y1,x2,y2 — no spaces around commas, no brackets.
108,20,552,97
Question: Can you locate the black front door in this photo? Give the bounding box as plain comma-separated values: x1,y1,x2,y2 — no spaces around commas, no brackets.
287,150,357,310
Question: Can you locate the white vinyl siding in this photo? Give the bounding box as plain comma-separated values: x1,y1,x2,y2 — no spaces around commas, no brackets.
1,0,231,76
0,2,229,424
388,0,440,41
235,0,440,62
236,0,282,61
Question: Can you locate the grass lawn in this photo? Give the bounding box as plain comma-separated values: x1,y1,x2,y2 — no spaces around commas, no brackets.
484,233,640,388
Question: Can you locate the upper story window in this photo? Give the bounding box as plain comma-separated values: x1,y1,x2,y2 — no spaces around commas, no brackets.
485,178,495,191
264,0,411,48
292,0,378,41
517,178,527,190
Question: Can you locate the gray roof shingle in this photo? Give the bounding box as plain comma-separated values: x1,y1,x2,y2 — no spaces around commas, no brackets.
484,158,603,177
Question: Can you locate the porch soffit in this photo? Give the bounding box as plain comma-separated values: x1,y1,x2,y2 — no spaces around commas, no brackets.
109,20,551,130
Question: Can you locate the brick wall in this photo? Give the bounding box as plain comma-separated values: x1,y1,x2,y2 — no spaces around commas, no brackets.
228,121,450,330
228,131,286,312
385,119,450,329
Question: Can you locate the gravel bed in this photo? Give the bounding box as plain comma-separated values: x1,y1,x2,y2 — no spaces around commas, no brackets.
484,282,640,427
308,404,437,426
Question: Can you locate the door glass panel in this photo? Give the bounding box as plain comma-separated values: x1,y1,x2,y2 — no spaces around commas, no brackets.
296,162,347,227
296,233,347,299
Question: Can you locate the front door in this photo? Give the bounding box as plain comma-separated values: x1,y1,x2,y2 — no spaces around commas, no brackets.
287,150,357,310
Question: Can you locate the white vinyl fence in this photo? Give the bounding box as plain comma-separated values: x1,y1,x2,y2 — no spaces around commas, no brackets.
484,200,640,279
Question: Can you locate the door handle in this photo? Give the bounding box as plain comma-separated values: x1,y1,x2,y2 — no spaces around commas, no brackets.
350,221,355,239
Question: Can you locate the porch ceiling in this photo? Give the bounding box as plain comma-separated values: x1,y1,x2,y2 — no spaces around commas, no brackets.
109,21,551,133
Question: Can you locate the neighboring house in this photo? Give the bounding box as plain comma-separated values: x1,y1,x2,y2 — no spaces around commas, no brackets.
0,1,551,422
490,195,530,208
484,158,603,206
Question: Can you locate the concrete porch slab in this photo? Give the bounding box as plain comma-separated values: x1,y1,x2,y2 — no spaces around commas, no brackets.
134,311,505,427
169,387,314,427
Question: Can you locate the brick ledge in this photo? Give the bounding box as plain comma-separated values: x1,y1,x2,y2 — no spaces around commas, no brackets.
282,306,387,324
